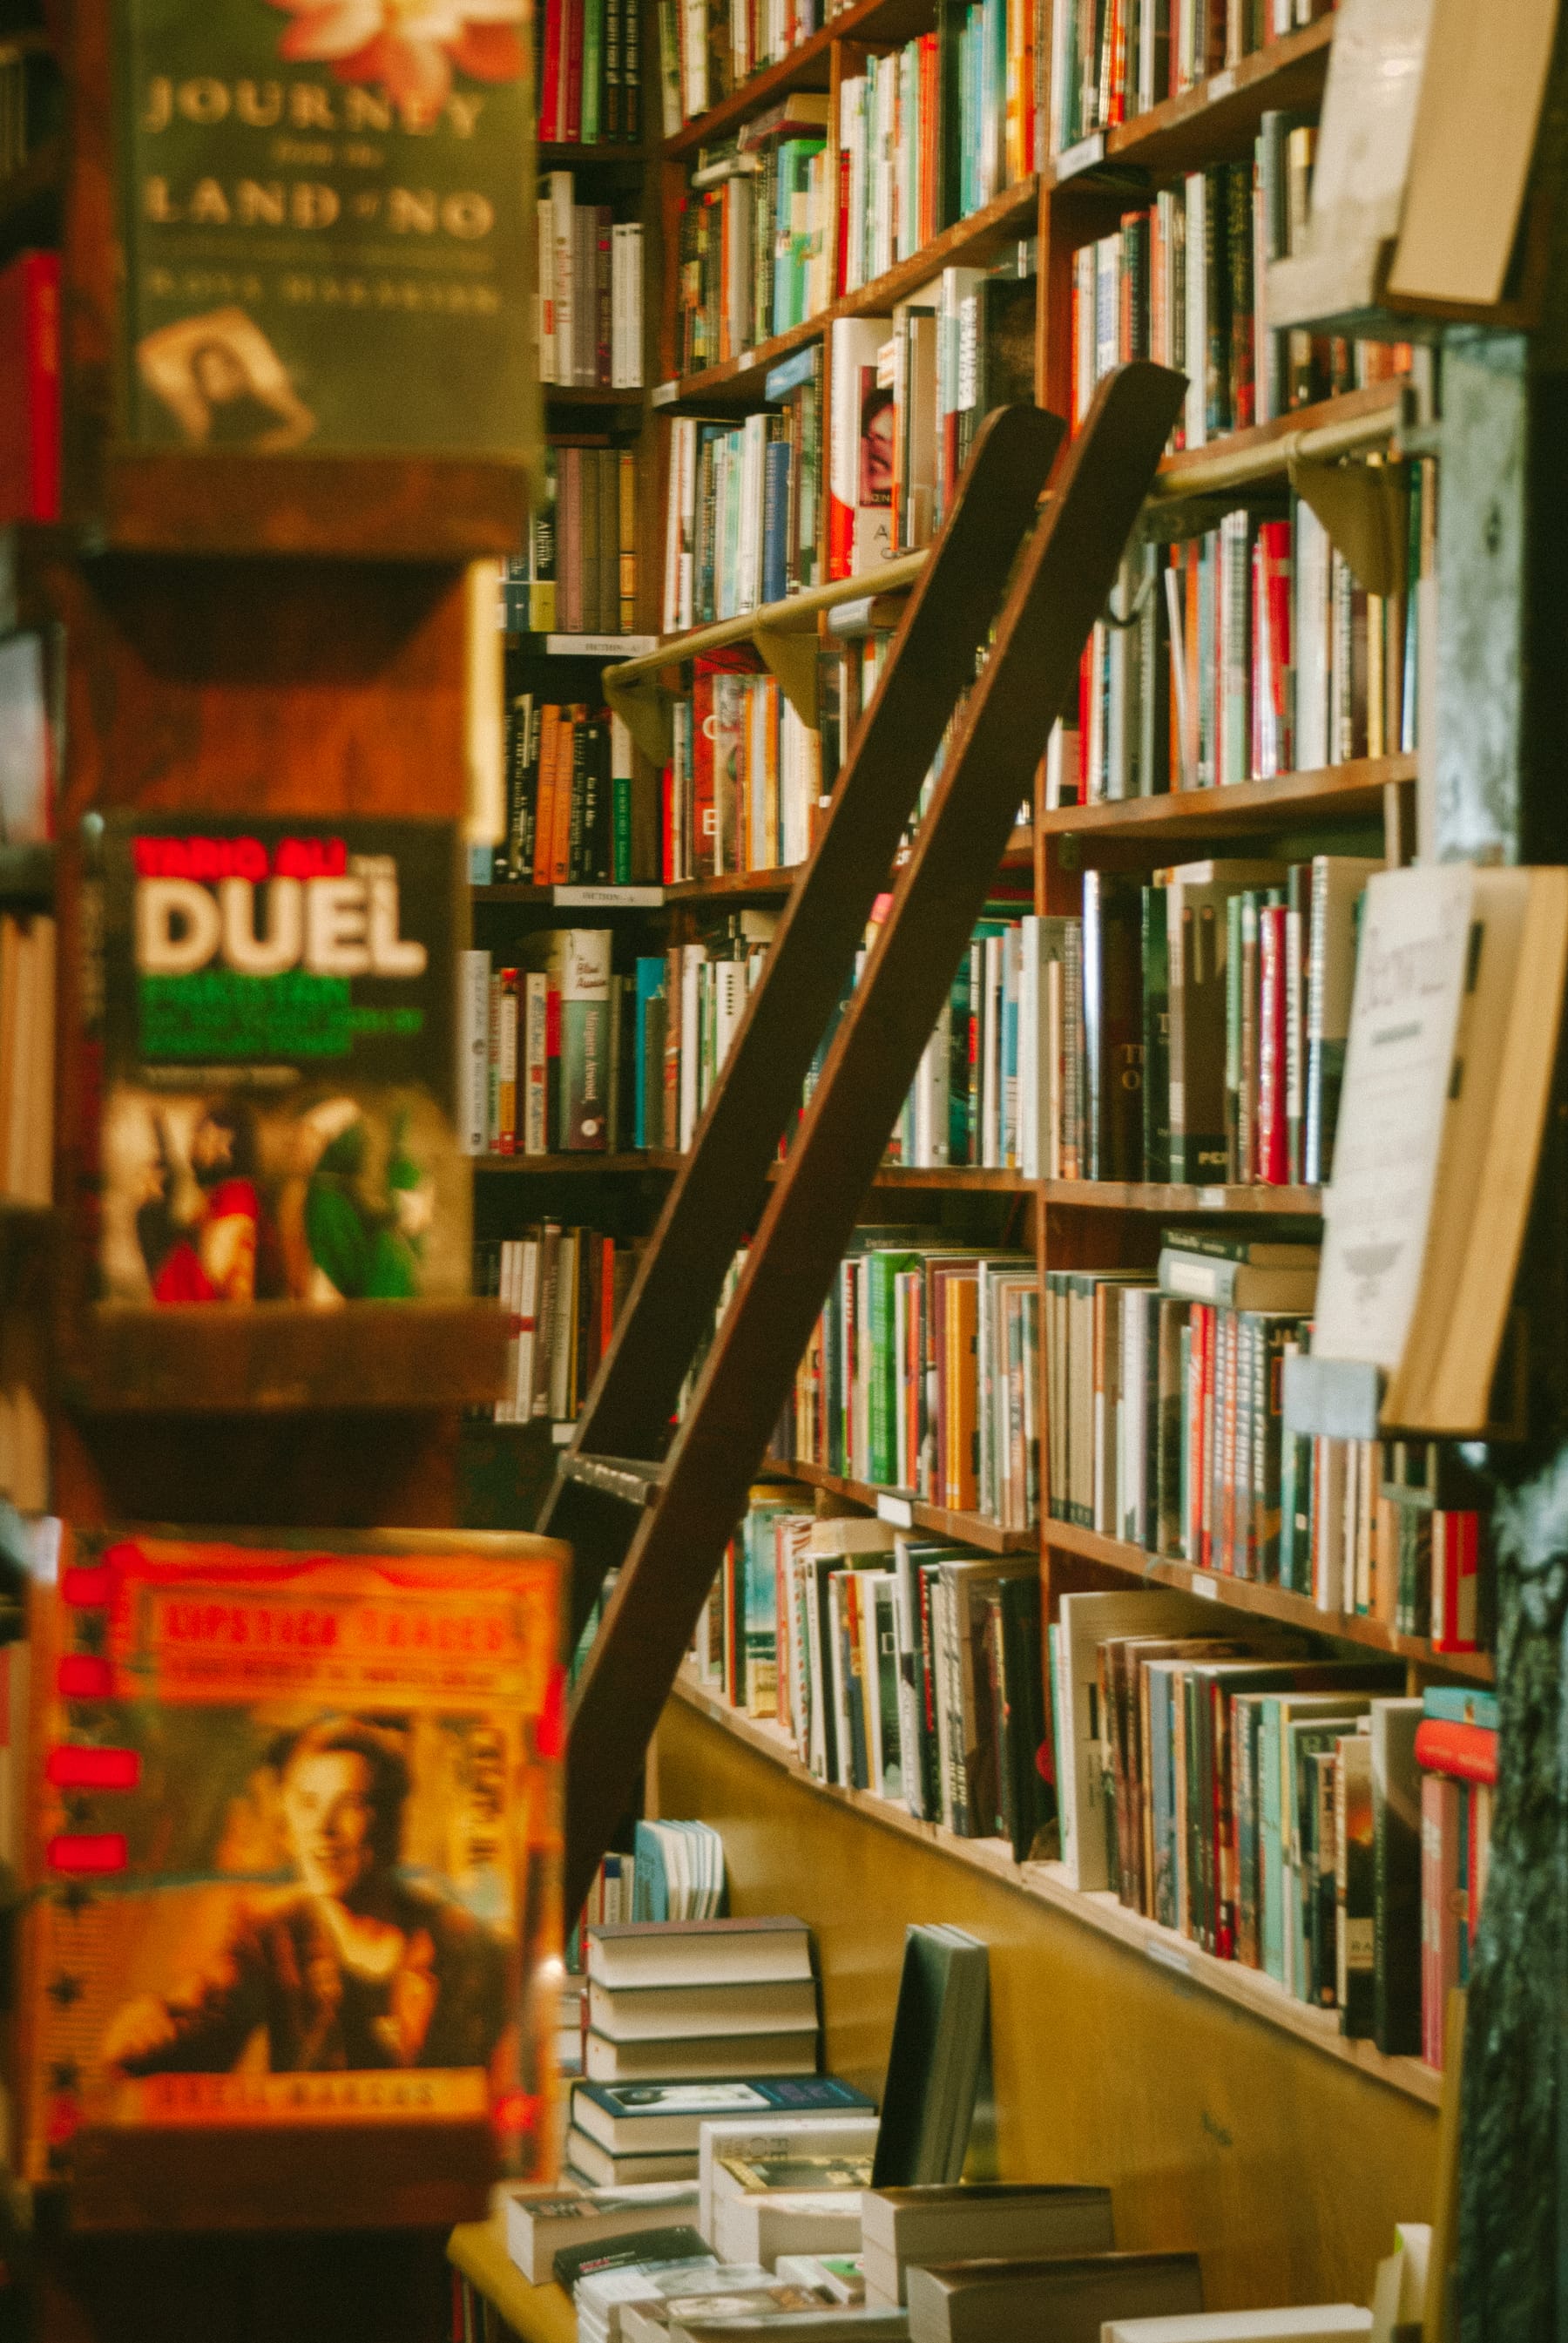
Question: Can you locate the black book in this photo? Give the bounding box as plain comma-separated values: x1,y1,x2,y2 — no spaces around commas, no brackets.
1140,884,1170,1183
1371,1699,1424,2056
552,2224,711,2292
1082,870,1144,1182
870,1924,990,2190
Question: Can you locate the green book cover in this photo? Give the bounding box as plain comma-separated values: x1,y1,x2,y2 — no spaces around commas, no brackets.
867,1251,921,1486
118,0,533,456
611,774,632,884
90,811,468,1305
581,0,605,144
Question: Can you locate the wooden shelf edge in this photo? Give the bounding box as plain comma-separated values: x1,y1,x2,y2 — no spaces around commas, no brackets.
667,1672,1443,2108
450,2217,577,2343
1042,755,1416,842
83,450,532,561
773,1457,1035,1553
65,1301,512,1414
1043,1515,1495,1683
472,1151,680,1174
1042,1179,1322,1213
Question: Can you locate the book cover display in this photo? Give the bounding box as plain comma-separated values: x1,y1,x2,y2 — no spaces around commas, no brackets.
115,0,533,457
18,1526,565,2187
84,812,470,1306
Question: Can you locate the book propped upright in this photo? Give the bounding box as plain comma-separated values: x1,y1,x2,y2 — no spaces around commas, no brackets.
1308,863,1568,1432
18,1524,565,2214
869,1925,989,2191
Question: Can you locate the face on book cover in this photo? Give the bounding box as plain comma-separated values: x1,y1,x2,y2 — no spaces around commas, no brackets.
96,1712,516,2082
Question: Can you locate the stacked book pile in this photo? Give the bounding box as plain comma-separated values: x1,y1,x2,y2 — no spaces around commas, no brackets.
570,2074,877,2191
578,1917,821,2096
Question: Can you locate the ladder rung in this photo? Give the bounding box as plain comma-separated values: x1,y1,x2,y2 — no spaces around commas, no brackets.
559,1453,669,1507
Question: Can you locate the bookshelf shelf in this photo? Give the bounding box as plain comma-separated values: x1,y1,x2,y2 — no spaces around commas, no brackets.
539,141,652,166
1042,756,1416,848
668,1669,1444,2106
472,1152,681,1175
662,177,1039,414
1042,1178,1322,1213
544,386,647,409
1050,17,1335,186
1042,1514,1496,1683
65,1302,512,1414
773,1456,1036,1554
0,841,55,905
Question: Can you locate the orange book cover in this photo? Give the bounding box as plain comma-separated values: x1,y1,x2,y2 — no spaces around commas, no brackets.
20,1525,564,2191
944,1277,979,1513
550,709,578,884
532,704,561,886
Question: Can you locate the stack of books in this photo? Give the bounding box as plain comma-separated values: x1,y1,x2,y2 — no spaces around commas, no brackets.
674,98,833,369
474,1222,639,1426
539,174,645,389
860,2184,1113,2306
462,930,640,1158
507,2182,704,2282
579,1917,821,2093
571,2073,877,2191
706,2139,872,2265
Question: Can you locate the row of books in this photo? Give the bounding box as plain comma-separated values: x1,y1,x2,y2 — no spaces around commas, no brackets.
695,1497,1053,1859
539,178,645,389
536,0,643,143
657,0,842,132
661,367,822,626
663,654,823,881
1049,0,1334,153
676,103,833,369
475,1221,639,1422
659,261,1033,627
1049,852,1379,1189
572,1818,730,1974
503,443,641,635
784,1235,1040,1527
1067,136,1411,448
460,931,644,1156
1045,1245,1490,1650
889,911,1058,1173
1051,1585,1490,2062
490,700,635,889
649,918,775,1151
835,3,1036,298
1069,478,1428,806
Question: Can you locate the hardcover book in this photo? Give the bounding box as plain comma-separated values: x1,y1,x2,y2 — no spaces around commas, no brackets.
116,0,533,458
18,1524,564,2189
84,812,470,1306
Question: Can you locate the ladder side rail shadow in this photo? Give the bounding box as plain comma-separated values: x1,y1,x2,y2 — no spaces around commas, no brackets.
540,407,1064,1635
564,362,1188,1913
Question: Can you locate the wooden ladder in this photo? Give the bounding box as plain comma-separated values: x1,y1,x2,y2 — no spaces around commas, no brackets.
540,362,1186,1913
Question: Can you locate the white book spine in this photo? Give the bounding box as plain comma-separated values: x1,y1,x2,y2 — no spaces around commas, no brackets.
458,949,490,1155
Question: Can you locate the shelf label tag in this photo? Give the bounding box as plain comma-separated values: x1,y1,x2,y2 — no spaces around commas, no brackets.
1145,1936,1192,1978
652,381,680,407
1192,1571,1220,1599
552,1422,574,1447
555,885,667,908
876,1493,915,1528
1207,67,1235,101
1055,131,1106,181
1197,1187,1230,1209
545,633,659,658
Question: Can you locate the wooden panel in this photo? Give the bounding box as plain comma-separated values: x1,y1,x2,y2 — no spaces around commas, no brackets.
63,1304,510,1413
34,2223,451,2343
66,2120,494,2233
655,1695,1439,2313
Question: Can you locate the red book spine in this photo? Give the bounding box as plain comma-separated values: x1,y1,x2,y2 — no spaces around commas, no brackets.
661,758,674,884
26,255,60,525
541,0,564,139
691,670,716,877
565,0,585,142
1415,1717,1497,1787
1257,904,1288,1183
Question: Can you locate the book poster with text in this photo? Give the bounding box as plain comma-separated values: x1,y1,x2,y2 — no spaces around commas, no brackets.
24,1531,564,2185
116,0,534,456
87,813,470,1307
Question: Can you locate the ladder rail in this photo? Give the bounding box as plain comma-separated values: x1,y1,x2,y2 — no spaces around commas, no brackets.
564,363,1188,1914
540,405,1064,1636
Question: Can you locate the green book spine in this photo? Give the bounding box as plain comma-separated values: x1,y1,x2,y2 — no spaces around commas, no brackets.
612,774,632,882
582,0,605,144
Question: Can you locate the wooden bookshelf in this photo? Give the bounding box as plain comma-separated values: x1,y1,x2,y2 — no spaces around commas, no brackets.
1042,1514,1496,1683
1042,755,1416,847
668,1669,1443,2107
1051,17,1336,184
773,1456,1037,1554
472,1151,681,1175
663,0,950,156
1044,1178,1322,1213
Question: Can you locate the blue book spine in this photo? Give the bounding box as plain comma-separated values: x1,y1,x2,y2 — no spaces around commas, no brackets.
633,956,665,1149
762,437,791,606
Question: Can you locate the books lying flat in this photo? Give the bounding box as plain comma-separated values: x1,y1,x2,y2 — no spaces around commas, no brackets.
1105,2311,1371,2343
505,2182,701,2283
623,2283,848,2341
905,2251,1204,2343
651,2315,909,2343
590,1976,821,2040
577,2076,877,2157
860,2184,1115,2302
574,2254,755,2343
589,1919,814,1987
774,2256,866,2305
567,2130,701,2189
587,2029,821,2083
713,2190,867,2268
700,2118,882,2245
